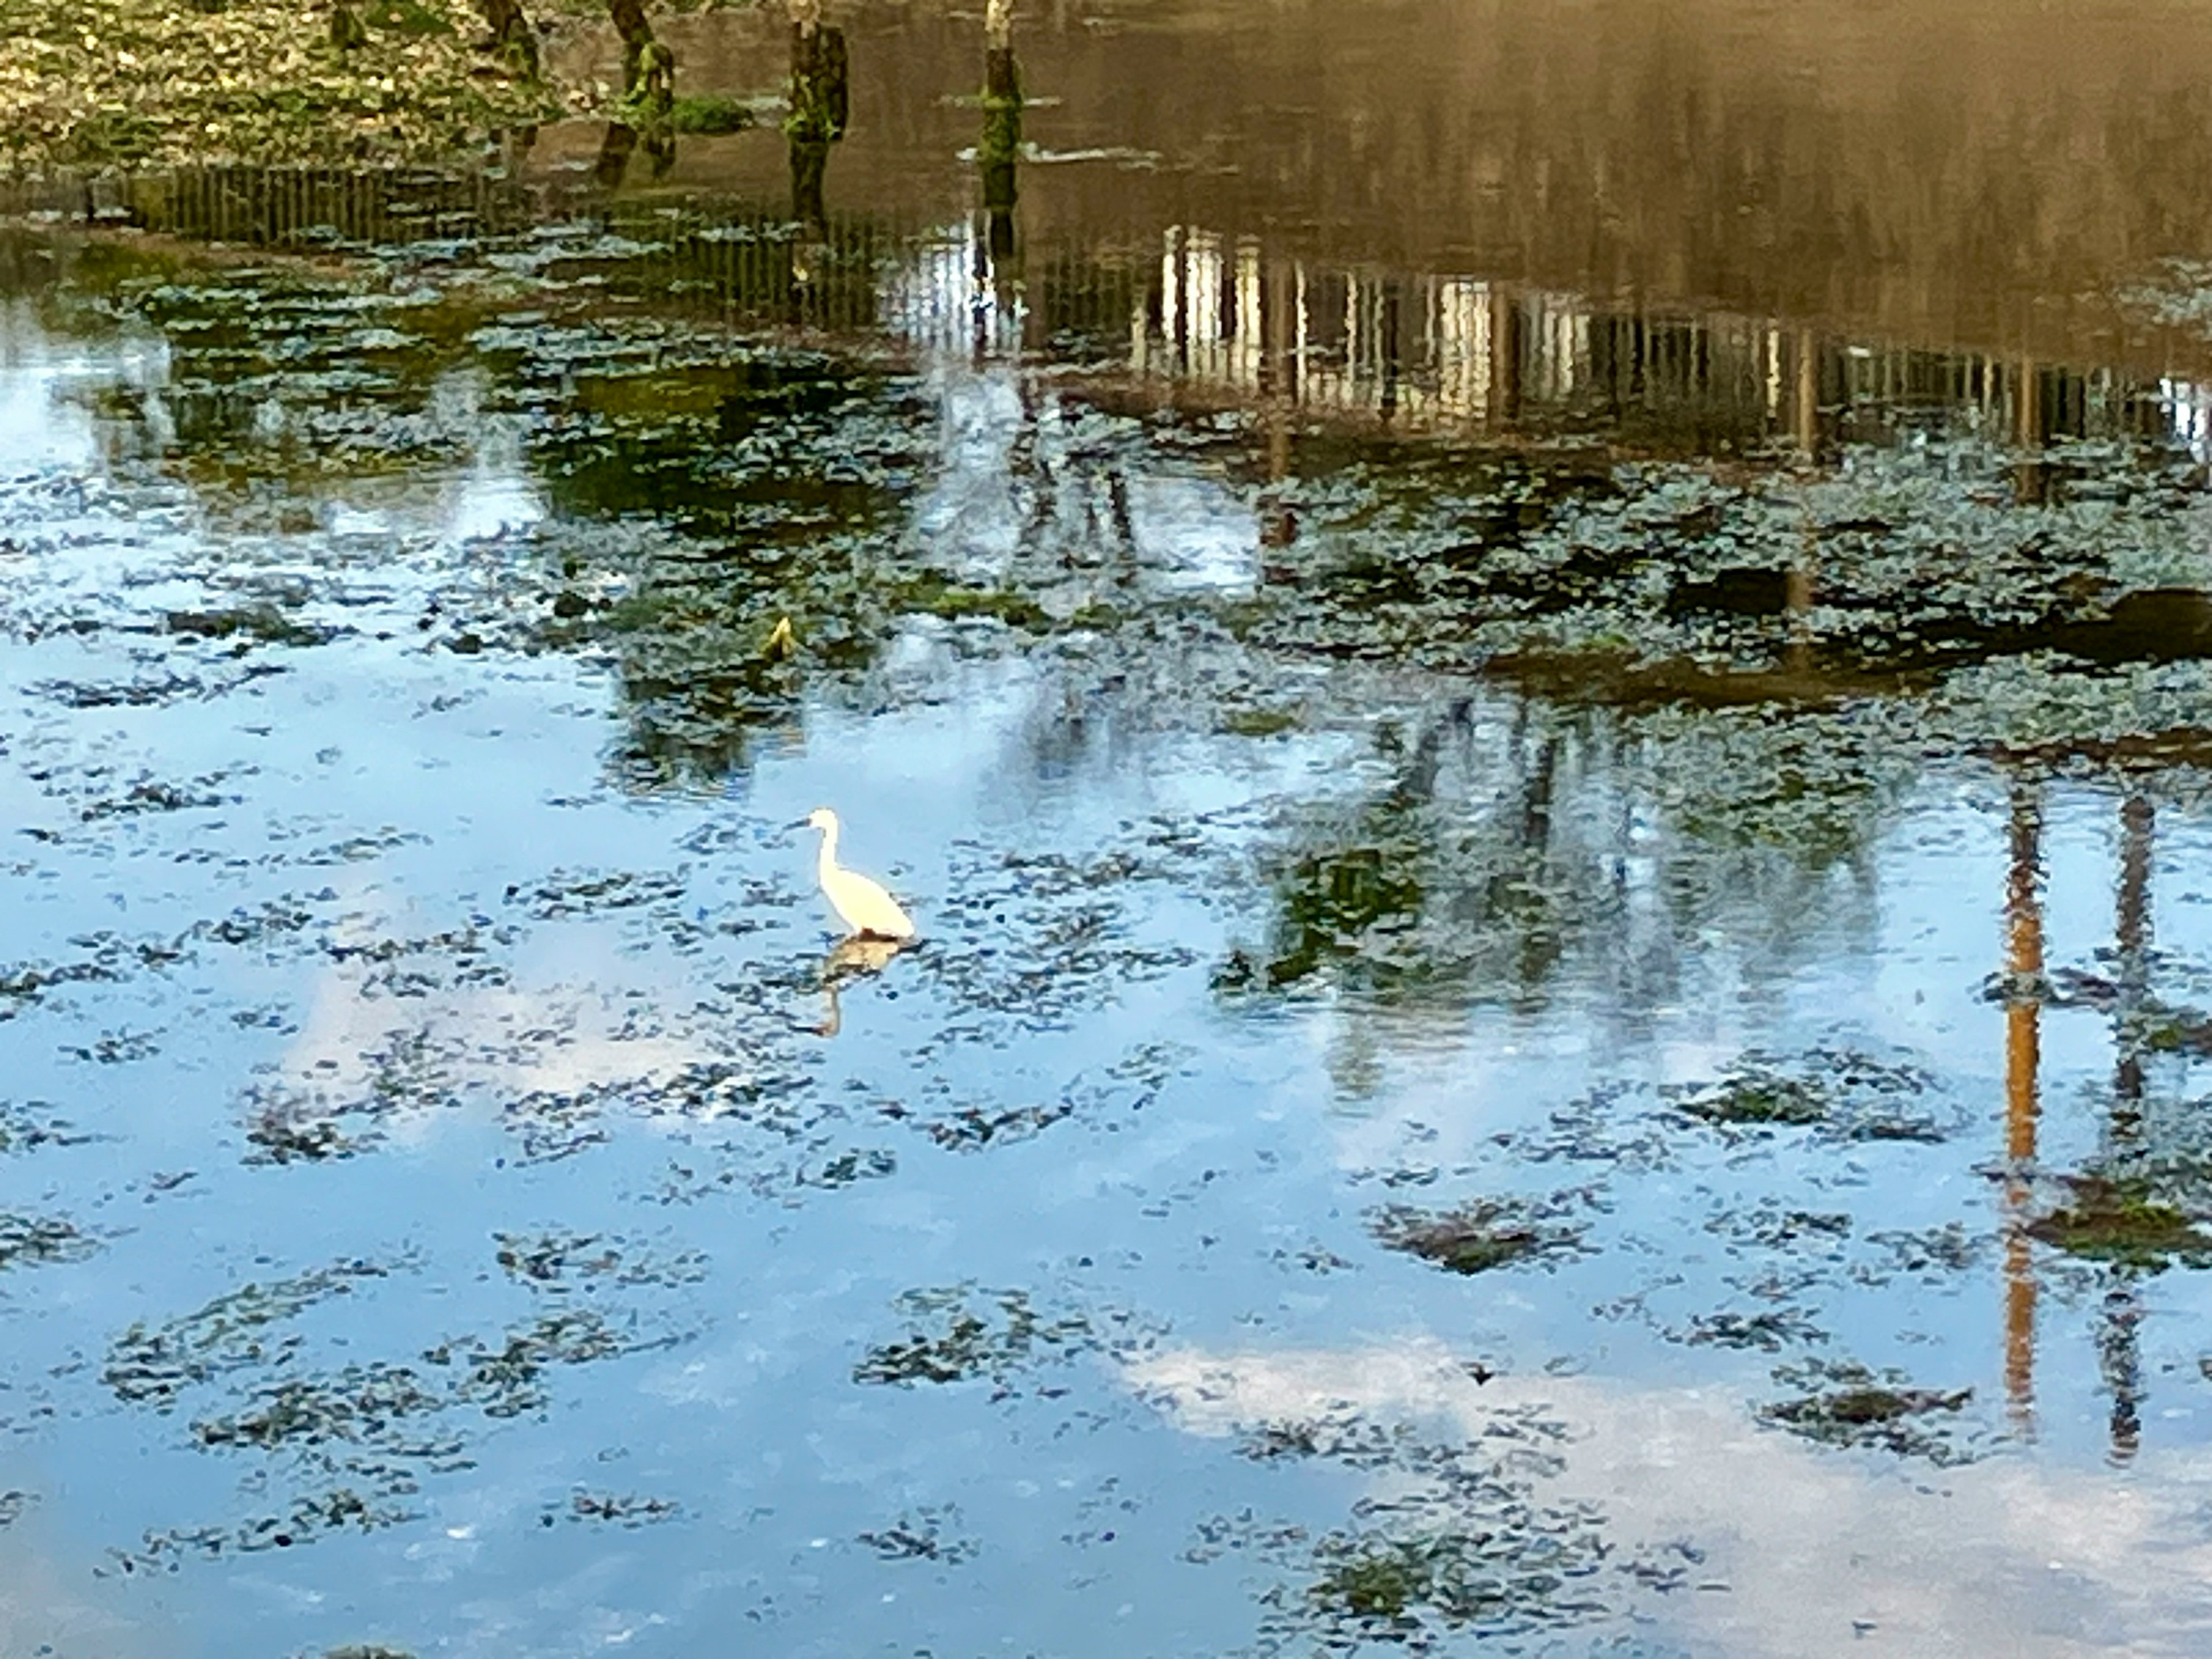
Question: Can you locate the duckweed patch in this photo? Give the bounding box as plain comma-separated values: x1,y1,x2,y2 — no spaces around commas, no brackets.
559,1489,682,1528
494,1229,709,1292
1211,1406,1615,1650
165,605,330,647
105,1240,700,1560
1679,1308,1829,1352
1759,1360,1980,1464
0,1211,98,1269
1217,704,1302,737
858,1506,978,1563
1372,1196,1590,1275
2027,1177,2212,1270
79,774,236,820
852,1286,1093,1392
104,1258,400,1410
1297,1527,1607,1641
1667,1047,1950,1142
0,1100,89,1153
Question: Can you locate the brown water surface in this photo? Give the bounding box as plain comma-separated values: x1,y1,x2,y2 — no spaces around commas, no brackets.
565,0,2212,370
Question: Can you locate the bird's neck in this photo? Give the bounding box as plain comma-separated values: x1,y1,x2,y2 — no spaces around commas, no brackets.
816,823,840,879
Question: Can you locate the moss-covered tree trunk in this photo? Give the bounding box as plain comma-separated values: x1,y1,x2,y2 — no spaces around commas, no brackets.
786,1,849,143
477,0,539,76
607,0,668,104
329,0,369,51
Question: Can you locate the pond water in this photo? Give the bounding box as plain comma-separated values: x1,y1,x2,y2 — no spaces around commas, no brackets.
13,3,2212,1656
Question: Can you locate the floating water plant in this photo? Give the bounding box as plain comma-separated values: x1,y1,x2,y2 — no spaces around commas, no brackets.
1760,1359,1979,1463
2027,1177,2212,1271
1370,1196,1587,1275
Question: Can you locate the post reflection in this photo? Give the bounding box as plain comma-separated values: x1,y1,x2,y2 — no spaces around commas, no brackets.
593,122,640,191
1260,253,1296,557
2002,776,2044,1439
2112,793,2155,1130
2099,790,2156,1463
977,0,1023,354
786,0,850,296
1785,517,1816,675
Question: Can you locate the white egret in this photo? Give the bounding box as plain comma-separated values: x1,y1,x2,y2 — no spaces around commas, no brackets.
798,807,916,941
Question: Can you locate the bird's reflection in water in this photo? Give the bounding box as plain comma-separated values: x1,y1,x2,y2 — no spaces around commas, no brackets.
816,934,906,1036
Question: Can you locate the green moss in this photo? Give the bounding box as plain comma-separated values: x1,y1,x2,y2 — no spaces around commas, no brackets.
1316,1548,1423,1620
1371,1198,1582,1274
166,605,329,647
2028,1177,2212,1269
0,0,571,171
1760,1361,1978,1461
894,576,1051,630
2137,1003,2212,1055
358,0,452,32
1250,840,1426,990
668,94,752,135
1219,706,1301,737
1679,1074,1828,1127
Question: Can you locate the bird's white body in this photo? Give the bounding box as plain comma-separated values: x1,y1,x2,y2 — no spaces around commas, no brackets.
805,808,916,940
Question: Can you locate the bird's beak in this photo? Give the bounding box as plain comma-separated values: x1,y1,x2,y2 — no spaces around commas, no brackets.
784,817,811,832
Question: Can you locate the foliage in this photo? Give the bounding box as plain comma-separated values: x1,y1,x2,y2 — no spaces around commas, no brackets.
0,0,573,171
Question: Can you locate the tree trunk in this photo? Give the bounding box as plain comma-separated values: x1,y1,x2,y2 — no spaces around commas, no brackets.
787,19,849,142
478,0,539,76
330,1,369,51
608,0,657,94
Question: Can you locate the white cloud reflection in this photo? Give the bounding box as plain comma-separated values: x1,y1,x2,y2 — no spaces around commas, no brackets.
1130,1339,2212,1657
